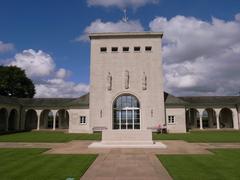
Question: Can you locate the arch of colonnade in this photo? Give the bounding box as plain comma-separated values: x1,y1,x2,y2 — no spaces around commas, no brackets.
1,105,239,132
186,107,238,130
0,107,19,132
25,109,69,131
0,107,69,132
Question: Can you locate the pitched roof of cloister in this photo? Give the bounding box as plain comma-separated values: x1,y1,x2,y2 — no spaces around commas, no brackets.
164,92,187,106
0,95,19,106
0,93,89,108
19,93,89,108
1,93,240,109
179,96,240,106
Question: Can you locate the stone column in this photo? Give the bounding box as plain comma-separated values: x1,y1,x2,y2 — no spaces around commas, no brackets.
198,109,204,130
199,114,203,130
20,109,26,130
36,110,42,130
215,109,221,130
5,109,9,131
238,106,240,130
194,111,197,128
209,110,213,128
231,108,239,130
52,110,57,131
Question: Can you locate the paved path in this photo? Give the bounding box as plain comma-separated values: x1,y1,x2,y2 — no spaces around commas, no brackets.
81,150,172,180
1,141,240,154
1,141,240,180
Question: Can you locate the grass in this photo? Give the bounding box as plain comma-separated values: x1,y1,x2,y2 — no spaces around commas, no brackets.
0,131,101,142
153,131,240,142
1,130,240,143
158,149,240,180
0,148,97,180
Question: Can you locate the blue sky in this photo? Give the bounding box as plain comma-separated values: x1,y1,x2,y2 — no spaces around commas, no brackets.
0,0,240,97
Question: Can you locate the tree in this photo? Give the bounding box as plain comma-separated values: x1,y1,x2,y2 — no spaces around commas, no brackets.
0,66,35,98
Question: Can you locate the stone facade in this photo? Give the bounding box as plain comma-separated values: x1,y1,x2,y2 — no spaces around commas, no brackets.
0,32,240,134
89,32,165,132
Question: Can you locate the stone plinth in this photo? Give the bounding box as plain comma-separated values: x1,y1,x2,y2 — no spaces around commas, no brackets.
88,130,167,149
102,130,152,142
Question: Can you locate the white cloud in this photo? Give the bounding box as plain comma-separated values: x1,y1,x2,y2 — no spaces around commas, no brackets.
35,79,89,98
9,49,55,78
7,49,88,98
87,0,159,9
55,68,71,79
149,14,240,96
76,19,144,41
235,13,240,22
0,41,14,53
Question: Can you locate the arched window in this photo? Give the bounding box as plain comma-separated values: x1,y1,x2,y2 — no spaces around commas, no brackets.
113,94,140,130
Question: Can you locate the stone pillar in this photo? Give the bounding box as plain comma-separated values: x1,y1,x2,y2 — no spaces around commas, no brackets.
215,109,221,130
194,111,197,128
198,109,204,130
231,108,239,130
199,115,203,130
20,109,26,131
238,106,240,130
5,109,9,131
52,110,57,131
59,111,63,129
36,110,42,130
209,110,213,128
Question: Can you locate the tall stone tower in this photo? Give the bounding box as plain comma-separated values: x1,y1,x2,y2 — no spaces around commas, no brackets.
89,32,165,140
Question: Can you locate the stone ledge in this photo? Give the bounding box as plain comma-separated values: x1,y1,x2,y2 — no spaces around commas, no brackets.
88,141,167,149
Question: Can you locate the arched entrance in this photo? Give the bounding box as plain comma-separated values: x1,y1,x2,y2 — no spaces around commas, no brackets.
219,108,233,128
113,94,140,130
25,109,38,130
40,110,53,129
186,108,200,130
202,108,217,128
56,109,69,129
0,108,8,131
8,109,18,131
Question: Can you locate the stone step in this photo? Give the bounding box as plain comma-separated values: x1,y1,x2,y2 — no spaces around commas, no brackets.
101,140,154,145
88,141,167,149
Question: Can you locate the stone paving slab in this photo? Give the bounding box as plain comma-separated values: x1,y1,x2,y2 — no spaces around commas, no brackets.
0,142,61,149
45,140,213,155
1,141,240,154
81,151,172,180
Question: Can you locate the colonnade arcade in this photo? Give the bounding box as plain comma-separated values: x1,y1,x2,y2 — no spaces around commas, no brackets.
25,109,69,130
0,107,19,132
0,107,69,132
186,107,238,130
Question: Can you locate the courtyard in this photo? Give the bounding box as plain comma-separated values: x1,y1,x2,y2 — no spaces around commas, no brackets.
0,131,240,179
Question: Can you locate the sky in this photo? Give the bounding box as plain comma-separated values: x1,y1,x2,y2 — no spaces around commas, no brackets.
0,0,240,97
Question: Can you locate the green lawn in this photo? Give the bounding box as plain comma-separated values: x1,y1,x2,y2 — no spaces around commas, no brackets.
0,131,101,142
1,131,240,143
0,148,97,180
153,131,240,142
158,149,240,180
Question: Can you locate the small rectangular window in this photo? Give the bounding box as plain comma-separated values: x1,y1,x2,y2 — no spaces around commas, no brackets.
112,47,118,52
123,47,129,52
80,116,86,124
100,47,107,52
145,46,152,51
134,46,141,52
168,115,175,124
